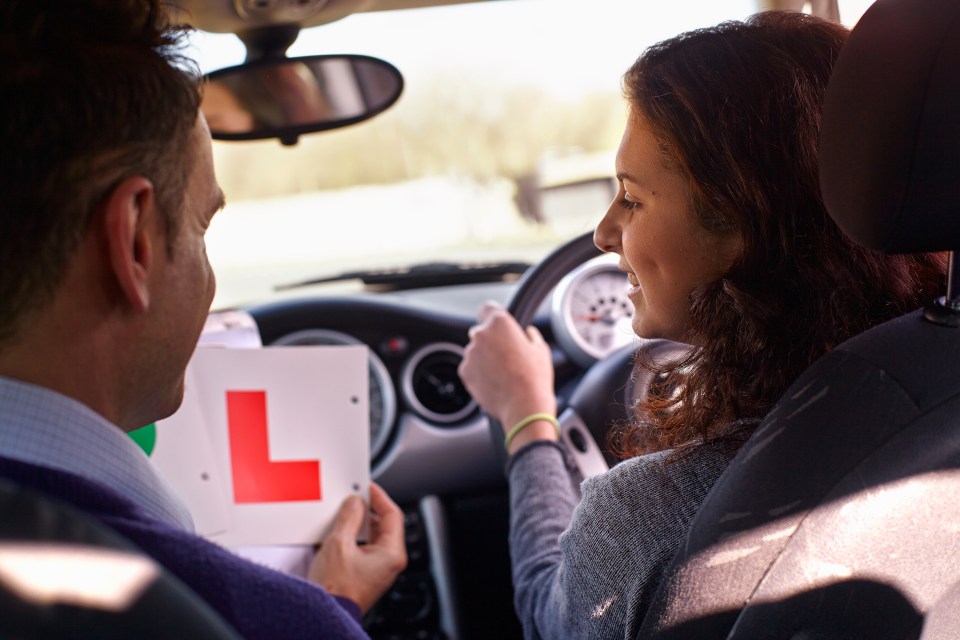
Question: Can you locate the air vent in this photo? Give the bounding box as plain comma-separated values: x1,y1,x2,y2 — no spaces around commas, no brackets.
402,343,476,424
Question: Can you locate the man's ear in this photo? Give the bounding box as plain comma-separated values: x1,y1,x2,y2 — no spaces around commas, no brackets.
101,176,159,313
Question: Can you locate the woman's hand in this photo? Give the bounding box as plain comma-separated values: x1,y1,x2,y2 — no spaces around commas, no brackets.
307,482,408,614
458,301,558,453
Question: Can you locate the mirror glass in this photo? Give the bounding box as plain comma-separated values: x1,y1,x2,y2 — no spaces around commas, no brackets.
202,54,403,143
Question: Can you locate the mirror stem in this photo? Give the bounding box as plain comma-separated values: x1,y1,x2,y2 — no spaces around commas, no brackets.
238,25,300,62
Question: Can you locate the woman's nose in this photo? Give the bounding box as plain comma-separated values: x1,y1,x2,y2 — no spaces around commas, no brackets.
594,202,622,254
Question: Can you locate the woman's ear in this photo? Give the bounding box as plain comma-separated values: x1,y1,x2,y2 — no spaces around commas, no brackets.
100,176,158,313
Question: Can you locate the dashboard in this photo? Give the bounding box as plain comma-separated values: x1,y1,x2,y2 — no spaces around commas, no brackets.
206,255,633,639
222,255,633,501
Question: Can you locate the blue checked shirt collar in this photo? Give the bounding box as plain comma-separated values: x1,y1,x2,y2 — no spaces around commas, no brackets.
0,376,194,531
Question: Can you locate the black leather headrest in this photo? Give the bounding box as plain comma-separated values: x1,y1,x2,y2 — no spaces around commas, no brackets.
819,0,960,253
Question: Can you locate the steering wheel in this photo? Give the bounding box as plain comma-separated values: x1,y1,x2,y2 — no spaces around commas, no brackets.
486,231,637,474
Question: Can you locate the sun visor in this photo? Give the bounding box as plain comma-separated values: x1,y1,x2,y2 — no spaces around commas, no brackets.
819,0,960,253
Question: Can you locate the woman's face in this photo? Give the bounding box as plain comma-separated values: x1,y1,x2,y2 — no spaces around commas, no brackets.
594,114,741,342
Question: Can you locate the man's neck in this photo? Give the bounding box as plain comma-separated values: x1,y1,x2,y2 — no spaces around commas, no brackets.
0,308,129,430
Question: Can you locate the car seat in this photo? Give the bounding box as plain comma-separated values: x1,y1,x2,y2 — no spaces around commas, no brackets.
636,0,960,637
0,478,240,639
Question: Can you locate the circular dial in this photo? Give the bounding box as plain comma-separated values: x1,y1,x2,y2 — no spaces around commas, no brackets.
270,329,396,460
551,257,636,367
401,343,477,424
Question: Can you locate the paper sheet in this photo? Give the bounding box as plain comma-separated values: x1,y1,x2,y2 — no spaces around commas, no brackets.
153,345,369,546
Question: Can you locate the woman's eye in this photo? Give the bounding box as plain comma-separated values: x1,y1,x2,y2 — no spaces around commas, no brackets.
618,198,642,211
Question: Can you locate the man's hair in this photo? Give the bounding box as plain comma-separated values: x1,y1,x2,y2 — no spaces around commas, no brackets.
0,0,201,343
612,11,947,457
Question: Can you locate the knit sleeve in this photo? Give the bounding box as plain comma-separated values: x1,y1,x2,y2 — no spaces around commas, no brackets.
508,443,731,640
332,595,363,623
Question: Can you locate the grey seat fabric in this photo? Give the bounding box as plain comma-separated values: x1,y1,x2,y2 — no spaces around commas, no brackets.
0,479,240,640
640,310,960,639
919,580,960,640
638,0,960,637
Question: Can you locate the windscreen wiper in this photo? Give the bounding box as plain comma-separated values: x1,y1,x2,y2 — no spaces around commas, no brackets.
276,261,531,292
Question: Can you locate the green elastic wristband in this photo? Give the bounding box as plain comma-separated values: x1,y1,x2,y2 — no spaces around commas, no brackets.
504,412,560,450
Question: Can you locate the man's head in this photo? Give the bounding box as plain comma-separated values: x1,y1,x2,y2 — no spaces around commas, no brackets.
0,0,225,430
0,0,202,345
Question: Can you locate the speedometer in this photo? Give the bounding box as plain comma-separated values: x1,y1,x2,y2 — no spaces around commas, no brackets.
551,256,636,367
271,329,396,460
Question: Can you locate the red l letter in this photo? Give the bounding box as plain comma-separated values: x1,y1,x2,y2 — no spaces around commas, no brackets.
226,390,321,504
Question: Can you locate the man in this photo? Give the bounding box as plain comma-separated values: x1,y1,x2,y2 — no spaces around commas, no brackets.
0,1,406,637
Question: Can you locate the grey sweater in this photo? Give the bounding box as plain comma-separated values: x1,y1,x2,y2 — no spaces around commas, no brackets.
507,440,732,639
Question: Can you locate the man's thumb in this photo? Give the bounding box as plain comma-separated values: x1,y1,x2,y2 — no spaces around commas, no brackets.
328,494,365,540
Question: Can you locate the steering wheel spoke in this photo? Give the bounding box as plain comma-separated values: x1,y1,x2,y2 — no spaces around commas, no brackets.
557,407,609,480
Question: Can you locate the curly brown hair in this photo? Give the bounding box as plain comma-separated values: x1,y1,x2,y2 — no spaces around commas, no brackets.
609,11,948,458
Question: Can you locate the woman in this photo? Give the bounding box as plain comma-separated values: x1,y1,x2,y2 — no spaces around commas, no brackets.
458,11,946,640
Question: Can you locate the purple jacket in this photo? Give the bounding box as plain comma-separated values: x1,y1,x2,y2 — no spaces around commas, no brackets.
0,455,368,640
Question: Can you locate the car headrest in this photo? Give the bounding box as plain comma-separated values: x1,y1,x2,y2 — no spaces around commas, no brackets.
819,0,960,253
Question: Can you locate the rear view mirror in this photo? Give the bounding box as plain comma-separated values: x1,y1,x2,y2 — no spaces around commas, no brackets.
202,54,403,145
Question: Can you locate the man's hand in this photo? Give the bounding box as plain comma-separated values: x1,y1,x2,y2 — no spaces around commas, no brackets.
307,482,408,614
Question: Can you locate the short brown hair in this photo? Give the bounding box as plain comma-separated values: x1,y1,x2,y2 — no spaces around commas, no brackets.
0,0,201,343
611,12,947,457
